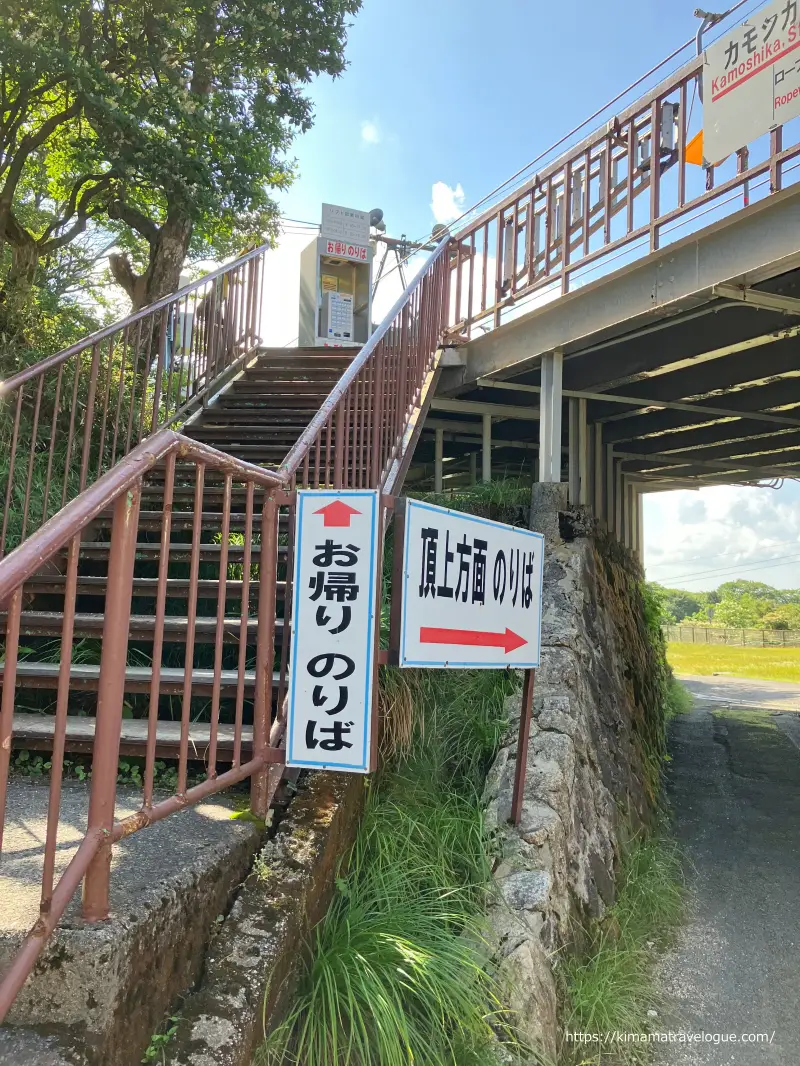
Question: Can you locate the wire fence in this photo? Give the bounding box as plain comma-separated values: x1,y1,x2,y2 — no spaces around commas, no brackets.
664,626,800,648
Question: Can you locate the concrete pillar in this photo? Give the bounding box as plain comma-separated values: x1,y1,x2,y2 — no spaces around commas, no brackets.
606,444,615,531
594,424,604,524
482,414,492,483
469,451,477,486
539,349,563,483
434,427,444,494
637,490,645,560
578,398,589,506
615,463,623,540
568,398,579,504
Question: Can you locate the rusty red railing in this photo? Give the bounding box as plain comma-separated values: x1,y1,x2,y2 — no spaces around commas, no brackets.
0,243,268,558
0,429,291,1017
449,52,800,335
280,237,450,492
0,235,451,1019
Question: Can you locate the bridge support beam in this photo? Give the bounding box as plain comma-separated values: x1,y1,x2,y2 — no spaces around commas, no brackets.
539,350,563,483
482,414,492,482
568,398,590,505
434,427,444,494
594,424,604,525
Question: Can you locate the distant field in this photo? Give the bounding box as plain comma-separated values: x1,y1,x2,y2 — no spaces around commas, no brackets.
667,642,800,684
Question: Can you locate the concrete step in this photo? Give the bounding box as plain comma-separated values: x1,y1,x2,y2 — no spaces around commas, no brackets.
0,781,262,1064
1,662,278,696
10,711,255,759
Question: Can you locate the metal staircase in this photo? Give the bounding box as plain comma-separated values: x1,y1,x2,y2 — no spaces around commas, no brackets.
0,237,450,1016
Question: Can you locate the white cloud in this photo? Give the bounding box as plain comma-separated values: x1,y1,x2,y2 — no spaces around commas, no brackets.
643,482,800,591
360,119,381,145
430,181,465,225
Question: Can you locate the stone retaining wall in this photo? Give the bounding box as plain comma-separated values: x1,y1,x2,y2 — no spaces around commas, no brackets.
484,526,666,1062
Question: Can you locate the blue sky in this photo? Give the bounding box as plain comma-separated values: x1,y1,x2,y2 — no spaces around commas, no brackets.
264,0,800,593
279,0,720,241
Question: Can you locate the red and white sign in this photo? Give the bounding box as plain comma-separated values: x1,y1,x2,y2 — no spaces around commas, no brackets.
704,0,800,162
325,238,369,262
398,499,544,670
286,490,380,773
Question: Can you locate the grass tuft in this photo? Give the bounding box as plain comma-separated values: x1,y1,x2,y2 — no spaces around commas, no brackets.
560,834,684,1065
257,665,520,1066
664,678,693,722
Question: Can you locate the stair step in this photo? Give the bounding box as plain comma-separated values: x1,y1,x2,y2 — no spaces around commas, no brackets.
24,575,285,598
10,711,254,760
108,510,288,531
74,542,288,560
2,611,278,641
3,661,279,696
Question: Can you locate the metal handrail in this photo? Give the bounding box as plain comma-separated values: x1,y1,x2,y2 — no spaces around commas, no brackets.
280,237,451,489
0,429,289,1020
0,243,270,558
0,243,271,395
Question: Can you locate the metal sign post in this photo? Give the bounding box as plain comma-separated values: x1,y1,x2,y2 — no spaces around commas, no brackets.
286,490,381,773
395,499,544,670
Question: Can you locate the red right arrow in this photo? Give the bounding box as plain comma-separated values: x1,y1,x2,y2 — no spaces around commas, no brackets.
419,626,528,655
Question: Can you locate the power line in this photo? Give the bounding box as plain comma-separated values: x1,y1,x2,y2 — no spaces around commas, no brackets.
654,551,800,587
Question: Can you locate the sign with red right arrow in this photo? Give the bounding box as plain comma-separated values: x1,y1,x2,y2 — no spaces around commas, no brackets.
397,499,544,670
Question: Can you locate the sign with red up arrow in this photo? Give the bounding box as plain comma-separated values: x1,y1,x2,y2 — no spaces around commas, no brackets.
397,499,544,670
287,490,380,774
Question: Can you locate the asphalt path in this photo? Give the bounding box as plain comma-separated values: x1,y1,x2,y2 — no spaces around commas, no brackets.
654,685,800,1064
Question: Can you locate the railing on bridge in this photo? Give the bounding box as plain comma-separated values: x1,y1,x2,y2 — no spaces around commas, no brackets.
448,53,800,336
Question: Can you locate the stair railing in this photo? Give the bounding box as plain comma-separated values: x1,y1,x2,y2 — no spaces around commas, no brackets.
279,236,451,491
0,236,453,1020
0,427,290,1020
0,243,269,559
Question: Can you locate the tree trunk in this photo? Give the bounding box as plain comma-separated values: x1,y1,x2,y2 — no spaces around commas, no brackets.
0,230,42,374
141,212,193,310
108,210,193,313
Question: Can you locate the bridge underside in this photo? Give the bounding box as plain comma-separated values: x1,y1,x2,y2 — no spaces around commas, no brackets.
413,187,800,553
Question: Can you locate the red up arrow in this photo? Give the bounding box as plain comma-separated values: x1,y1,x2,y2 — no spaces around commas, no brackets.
419,626,528,655
313,500,363,528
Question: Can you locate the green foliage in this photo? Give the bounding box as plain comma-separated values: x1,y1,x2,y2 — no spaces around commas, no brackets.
142,1014,180,1064
664,678,692,722
648,579,800,631
11,749,182,790
0,0,362,324
258,664,521,1066
561,835,684,1065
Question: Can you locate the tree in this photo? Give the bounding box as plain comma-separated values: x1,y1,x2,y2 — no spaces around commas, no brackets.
662,589,703,624
761,605,800,630
0,0,361,354
715,580,782,604
713,593,772,629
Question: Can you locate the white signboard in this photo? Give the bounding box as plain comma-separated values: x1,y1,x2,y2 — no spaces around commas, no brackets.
323,237,370,263
287,490,380,772
398,500,544,669
321,204,370,246
704,0,800,162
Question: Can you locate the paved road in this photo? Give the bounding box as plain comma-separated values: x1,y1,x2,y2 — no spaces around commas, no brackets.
678,674,800,712
655,693,800,1064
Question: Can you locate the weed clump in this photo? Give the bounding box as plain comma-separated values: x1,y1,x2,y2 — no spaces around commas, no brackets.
257,666,520,1066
